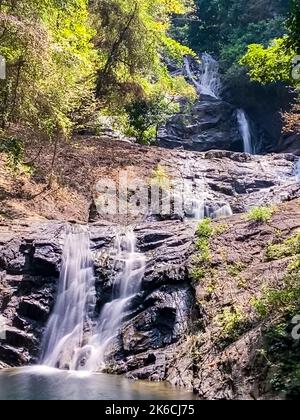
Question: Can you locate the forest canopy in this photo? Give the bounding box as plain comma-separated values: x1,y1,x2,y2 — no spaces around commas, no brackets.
0,0,195,155
0,0,298,167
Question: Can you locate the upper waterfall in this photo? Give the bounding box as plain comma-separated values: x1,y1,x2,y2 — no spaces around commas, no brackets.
184,53,222,99
40,225,96,370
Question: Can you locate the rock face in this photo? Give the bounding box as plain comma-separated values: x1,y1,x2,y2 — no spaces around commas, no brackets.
89,221,196,379
158,97,245,152
1,137,300,399
91,148,300,224
0,222,64,366
187,200,300,400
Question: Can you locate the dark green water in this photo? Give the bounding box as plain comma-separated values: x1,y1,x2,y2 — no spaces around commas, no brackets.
0,367,196,400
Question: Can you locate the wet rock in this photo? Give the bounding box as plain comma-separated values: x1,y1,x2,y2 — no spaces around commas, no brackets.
18,299,50,322
5,328,37,349
158,98,244,152
90,148,300,224
121,285,194,355
0,222,64,366
32,242,61,276
0,344,29,366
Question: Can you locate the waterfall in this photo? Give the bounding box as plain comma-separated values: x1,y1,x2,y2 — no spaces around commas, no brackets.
191,199,205,221
294,158,300,182
40,225,96,370
82,228,146,371
187,200,233,221
237,109,254,154
40,226,146,372
212,203,233,219
184,53,222,99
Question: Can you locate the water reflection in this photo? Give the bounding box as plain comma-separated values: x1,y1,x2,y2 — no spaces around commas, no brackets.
0,367,196,401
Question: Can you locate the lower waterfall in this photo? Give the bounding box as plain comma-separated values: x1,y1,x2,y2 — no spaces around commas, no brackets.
40,225,96,370
294,158,300,182
237,109,254,154
82,228,146,371
40,225,146,372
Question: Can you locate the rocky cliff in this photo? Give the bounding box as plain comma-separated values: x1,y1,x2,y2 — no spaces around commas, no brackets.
0,220,195,371
1,137,300,399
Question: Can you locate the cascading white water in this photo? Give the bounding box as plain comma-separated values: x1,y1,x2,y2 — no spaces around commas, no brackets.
237,109,254,154
191,199,205,220
40,225,96,370
294,158,300,182
82,228,146,371
212,204,233,219
184,53,222,99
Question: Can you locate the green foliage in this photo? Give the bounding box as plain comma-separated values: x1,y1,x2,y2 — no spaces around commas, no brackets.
173,0,289,70
220,17,287,69
191,219,229,281
254,322,300,399
213,223,229,235
92,0,195,109
250,225,300,397
215,306,247,343
125,95,179,144
266,231,300,261
240,38,294,85
251,296,269,318
251,227,300,320
190,267,206,281
196,218,214,239
149,164,169,188
227,262,246,278
239,2,300,89
253,253,300,399
286,0,300,54
245,206,275,224
0,0,196,159
0,0,97,138
0,135,31,174
195,219,213,263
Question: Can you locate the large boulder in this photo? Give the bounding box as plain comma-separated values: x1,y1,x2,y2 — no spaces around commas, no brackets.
158,97,244,152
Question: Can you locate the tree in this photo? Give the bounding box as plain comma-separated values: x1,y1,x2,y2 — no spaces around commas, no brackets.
286,0,300,54
0,0,196,162
239,38,294,85
0,0,97,179
125,94,179,144
239,2,300,137
91,0,194,105
173,0,289,69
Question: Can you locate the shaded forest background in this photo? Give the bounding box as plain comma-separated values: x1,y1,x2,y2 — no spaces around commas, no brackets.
0,0,299,180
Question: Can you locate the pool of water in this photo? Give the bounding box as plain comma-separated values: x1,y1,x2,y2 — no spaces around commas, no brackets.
0,367,196,400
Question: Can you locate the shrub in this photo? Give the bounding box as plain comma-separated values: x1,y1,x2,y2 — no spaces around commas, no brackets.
195,219,213,263
227,261,246,277
216,306,247,342
266,231,300,261
245,206,275,223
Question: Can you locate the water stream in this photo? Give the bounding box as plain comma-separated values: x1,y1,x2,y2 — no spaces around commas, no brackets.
294,158,300,182
0,367,195,400
237,109,254,154
40,225,96,370
40,226,145,373
184,53,222,99
82,228,146,371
